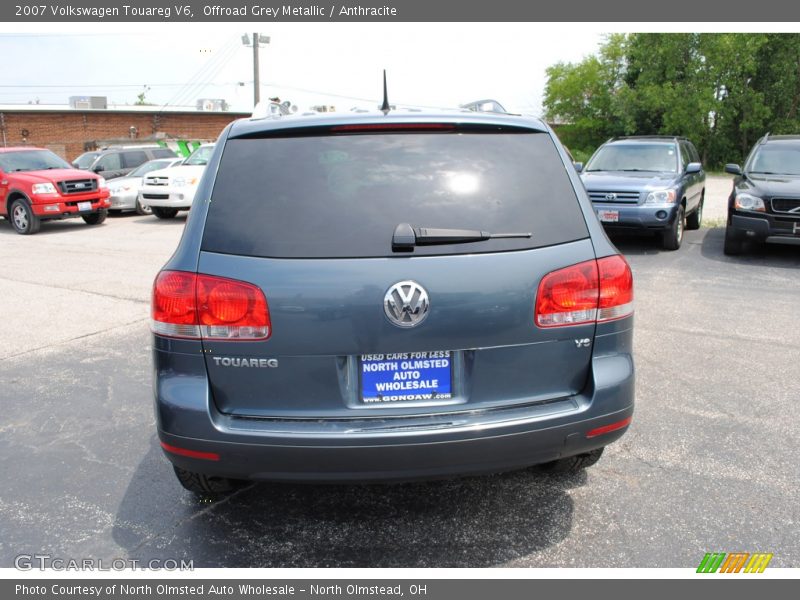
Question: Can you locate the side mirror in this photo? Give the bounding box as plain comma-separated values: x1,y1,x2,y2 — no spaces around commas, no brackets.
93,166,103,173
573,162,584,173
724,163,742,176
685,162,702,174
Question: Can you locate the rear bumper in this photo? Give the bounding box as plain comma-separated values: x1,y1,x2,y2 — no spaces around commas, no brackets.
730,213,800,246
155,340,635,483
591,202,678,230
108,190,138,210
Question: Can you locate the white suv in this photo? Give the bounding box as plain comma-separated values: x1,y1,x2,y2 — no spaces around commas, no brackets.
139,144,214,219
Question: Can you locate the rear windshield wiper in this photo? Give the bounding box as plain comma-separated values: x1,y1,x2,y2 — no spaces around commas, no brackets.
392,223,531,251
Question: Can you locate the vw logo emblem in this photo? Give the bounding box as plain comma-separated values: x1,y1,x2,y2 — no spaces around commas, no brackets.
384,281,430,328
605,192,617,201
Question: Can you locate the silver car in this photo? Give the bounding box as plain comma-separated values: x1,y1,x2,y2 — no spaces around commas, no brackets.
107,158,184,215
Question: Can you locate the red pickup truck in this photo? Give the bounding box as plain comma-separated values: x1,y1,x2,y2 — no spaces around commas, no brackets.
0,147,111,235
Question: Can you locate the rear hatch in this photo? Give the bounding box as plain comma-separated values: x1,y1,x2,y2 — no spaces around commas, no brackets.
197,123,596,418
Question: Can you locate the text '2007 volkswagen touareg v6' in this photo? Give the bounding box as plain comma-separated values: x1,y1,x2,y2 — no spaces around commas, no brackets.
151,110,636,494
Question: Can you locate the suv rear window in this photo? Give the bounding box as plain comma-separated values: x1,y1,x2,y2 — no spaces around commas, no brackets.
202,131,588,258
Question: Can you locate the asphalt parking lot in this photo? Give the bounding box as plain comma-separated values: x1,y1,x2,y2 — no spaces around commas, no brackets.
1,176,799,568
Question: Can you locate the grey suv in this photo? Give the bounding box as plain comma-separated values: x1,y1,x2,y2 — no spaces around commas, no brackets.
86,145,177,180
578,136,705,250
151,111,635,494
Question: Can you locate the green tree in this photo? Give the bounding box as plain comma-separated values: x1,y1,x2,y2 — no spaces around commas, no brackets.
752,34,800,137
543,33,800,168
543,34,628,156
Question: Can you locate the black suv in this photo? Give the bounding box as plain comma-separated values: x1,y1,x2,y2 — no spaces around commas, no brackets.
85,146,177,180
724,134,800,255
578,136,705,250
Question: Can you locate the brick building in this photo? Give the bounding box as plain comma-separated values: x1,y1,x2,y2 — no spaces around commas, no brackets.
0,105,250,162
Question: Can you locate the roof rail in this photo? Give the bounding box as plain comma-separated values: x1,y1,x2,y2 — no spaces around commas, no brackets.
610,135,689,142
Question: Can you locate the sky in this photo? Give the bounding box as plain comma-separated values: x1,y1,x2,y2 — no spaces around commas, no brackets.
0,23,608,115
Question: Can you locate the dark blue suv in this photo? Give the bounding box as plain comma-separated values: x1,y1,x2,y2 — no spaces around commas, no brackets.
151,110,635,494
578,136,705,250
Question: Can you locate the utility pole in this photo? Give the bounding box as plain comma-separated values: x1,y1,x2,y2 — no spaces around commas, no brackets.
252,32,259,106
242,33,270,108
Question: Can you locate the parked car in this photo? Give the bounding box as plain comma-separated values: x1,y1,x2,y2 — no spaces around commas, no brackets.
107,157,184,215
72,150,101,170
723,134,800,255
578,136,705,250
85,145,177,180
139,144,213,219
151,110,635,494
0,147,110,235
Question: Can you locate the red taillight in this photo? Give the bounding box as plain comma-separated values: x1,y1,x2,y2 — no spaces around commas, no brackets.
535,255,633,327
152,271,197,325
586,416,632,439
596,255,634,321
535,260,599,327
160,441,220,461
151,271,271,340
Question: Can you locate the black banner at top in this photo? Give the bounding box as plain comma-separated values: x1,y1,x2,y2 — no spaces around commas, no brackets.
3,0,800,22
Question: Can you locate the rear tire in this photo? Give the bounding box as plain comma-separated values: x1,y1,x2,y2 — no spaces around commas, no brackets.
82,210,107,225
173,466,242,495
10,198,41,235
152,207,178,219
723,226,745,255
534,448,604,474
662,205,684,250
686,196,703,230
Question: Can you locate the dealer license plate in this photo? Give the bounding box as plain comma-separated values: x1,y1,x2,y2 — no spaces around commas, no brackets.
361,351,452,405
597,209,619,223
77,201,92,212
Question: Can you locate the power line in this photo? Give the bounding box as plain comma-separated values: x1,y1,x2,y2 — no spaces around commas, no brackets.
262,82,455,111
159,36,239,110
170,42,242,108
159,37,237,108
0,83,242,89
